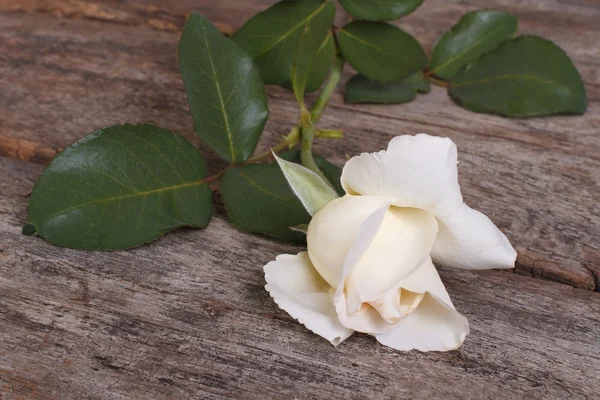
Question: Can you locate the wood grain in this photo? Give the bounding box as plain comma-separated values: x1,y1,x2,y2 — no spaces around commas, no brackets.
1,0,599,290
1,157,599,399
0,1,599,395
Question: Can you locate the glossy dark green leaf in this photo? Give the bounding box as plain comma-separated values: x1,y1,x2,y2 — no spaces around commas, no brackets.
179,13,268,163
449,35,587,117
346,74,415,104
282,32,335,93
338,0,424,21
231,0,335,85
220,151,342,243
430,10,518,80
402,71,431,93
338,21,427,82
306,32,335,92
27,124,212,250
291,22,324,106
345,71,429,104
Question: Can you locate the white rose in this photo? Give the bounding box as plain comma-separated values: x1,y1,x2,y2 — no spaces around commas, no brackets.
264,134,516,351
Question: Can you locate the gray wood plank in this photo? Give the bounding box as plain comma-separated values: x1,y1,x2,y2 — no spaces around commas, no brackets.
1,157,599,399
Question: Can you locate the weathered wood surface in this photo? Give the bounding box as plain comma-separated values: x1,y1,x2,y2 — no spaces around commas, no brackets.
1,157,599,399
0,0,600,398
1,0,599,290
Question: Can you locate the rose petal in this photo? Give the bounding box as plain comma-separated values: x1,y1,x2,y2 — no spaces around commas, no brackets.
341,134,463,218
307,195,394,288
432,203,517,270
334,288,393,334
332,203,394,333
341,134,516,270
369,288,424,324
375,258,469,351
344,206,438,314
264,252,353,345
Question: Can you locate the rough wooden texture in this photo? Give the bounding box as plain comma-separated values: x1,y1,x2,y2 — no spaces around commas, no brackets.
1,0,599,290
1,157,599,399
0,0,600,398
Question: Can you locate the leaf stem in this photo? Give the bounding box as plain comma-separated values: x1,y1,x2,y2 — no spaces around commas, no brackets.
311,54,345,124
299,54,345,189
201,168,226,184
300,125,332,186
243,126,301,165
201,127,300,185
426,75,451,88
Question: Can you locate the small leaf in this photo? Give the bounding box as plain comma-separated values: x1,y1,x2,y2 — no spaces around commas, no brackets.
306,32,335,92
291,23,323,106
338,0,424,21
220,151,342,242
231,0,335,86
345,72,430,104
27,124,212,250
179,13,268,163
338,21,427,82
430,10,518,80
281,32,335,93
449,35,587,117
274,154,339,216
286,151,344,195
401,71,431,93
346,75,415,104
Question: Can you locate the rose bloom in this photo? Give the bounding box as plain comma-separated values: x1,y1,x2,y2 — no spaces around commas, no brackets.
264,134,516,351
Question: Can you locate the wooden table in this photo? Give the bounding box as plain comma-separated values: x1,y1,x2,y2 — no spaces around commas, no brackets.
1,0,599,398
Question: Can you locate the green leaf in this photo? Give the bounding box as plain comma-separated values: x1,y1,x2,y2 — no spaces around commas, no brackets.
430,10,518,80
291,23,322,106
402,71,431,93
449,35,587,117
338,0,424,21
274,154,339,216
27,124,212,250
220,151,342,242
306,32,335,92
345,71,429,104
287,151,344,195
281,32,335,93
231,0,335,86
346,75,415,104
179,13,268,163
338,21,427,82
220,162,309,243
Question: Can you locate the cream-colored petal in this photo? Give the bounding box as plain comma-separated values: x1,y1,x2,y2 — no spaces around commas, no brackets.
375,258,469,351
334,289,393,334
344,206,438,313
398,257,453,306
375,293,469,352
264,252,353,345
332,201,394,333
432,203,517,270
369,288,424,324
307,195,394,288
341,134,517,270
341,134,463,218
